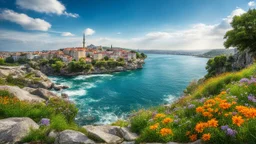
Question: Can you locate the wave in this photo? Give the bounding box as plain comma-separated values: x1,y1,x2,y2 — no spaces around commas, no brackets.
73,74,113,80
163,94,177,103
64,89,87,97
94,111,127,125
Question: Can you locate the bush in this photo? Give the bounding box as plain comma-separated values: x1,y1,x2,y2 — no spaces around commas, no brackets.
5,57,14,63
130,110,152,134
0,58,5,65
21,127,54,144
6,75,26,88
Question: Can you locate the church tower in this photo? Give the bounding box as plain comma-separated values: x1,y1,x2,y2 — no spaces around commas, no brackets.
83,33,85,48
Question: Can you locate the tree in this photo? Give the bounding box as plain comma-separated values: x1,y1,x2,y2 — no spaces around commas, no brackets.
104,56,109,61
0,58,5,65
51,61,64,72
5,57,14,63
224,9,256,53
141,53,147,58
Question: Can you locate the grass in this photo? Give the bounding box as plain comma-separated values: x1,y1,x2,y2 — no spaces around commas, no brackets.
129,63,256,143
111,120,129,127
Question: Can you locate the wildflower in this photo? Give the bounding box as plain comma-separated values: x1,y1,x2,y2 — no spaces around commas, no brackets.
149,123,159,130
226,128,237,137
221,125,229,131
186,131,191,136
196,107,204,113
205,99,216,105
188,104,195,109
207,119,218,127
162,118,173,124
240,78,250,83
189,134,197,141
154,113,166,119
195,122,208,133
224,113,229,117
174,119,179,123
202,133,211,141
160,128,173,136
248,94,256,102
220,91,227,95
202,112,213,118
219,102,231,109
40,118,50,126
232,116,244,127
207,108,214,113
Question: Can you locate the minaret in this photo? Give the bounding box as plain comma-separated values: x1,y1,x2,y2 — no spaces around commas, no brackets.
83,33,85,48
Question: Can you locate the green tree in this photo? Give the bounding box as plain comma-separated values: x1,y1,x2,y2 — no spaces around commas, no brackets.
51,61,64,72
5,57,14,63
224,9,256,53
0,58,5,65
104,56,109,61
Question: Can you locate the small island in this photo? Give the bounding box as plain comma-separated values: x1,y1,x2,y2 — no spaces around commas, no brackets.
0,34,147,76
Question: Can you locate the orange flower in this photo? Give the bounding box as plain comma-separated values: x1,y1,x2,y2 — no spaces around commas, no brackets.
162,118,173,124
220,91,227,95
189,134,197,141
214,108,219,113
196,106,204,113
202,112,213,118
195,122,208,133
202,133,211,141
154,113,166,119
149,123,159,130
224,113,229,117
219,102,231,109
186,131,191,136
207,108,214,113
207,119,218,127
204,99,216,105
232,116,244,127
160,128,173,136
236,106,256,118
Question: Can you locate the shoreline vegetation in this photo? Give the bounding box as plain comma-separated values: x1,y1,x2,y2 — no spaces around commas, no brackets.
0,9,256,144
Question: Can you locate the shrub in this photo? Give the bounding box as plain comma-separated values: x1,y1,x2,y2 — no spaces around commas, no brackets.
112,120,129,127
130,110,152,134
21,127,54,144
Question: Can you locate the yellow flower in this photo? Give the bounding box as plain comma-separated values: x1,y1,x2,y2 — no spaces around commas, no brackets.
202,133,211,141
154,113,166,119
160,128,173,136
149,123,159,130
232,116,244,127
162,118,173,124
186,131,191,136
189,134,197,141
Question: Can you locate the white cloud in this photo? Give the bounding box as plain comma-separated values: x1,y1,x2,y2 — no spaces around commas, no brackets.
61,32,75,37
0,9,51,31
16,0,79,18
84,28,95,36
248,1,255,7
0,8,248,51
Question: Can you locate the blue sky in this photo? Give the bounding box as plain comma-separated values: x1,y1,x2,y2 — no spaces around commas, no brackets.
0,0,254,51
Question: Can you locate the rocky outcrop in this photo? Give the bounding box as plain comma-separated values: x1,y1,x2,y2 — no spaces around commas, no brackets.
232,49,255,70
55,130,95,144
83,125,123,143
119,127,138,141
0,85,45,102
30,88,59,100
0,117,39,144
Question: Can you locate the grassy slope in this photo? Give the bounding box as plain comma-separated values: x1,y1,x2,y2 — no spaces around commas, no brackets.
127,64,256,143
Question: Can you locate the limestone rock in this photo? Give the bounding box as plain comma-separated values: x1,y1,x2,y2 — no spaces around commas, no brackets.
22,87,36,93
0,117,39,144
0,85,44,102
119,127,138,141
83,125,123,143
31,88,58,100
55,130,95,144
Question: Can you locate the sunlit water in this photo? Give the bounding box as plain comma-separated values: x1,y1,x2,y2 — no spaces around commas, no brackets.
49,54,208,125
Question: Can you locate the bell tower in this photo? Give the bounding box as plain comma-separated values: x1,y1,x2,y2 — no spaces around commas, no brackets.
83,33,85,48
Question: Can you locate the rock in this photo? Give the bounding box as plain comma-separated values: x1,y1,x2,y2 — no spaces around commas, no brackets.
31,88,58,100
53,84,62,91
119,127,138,141
22,87,36,93
61,93,69,99
48,130,58,138
62,85,69,89
55,130,95,144
122,141,135,144
232,49,255,70
83,125,123,143
0,117,39,143
0,85,45,102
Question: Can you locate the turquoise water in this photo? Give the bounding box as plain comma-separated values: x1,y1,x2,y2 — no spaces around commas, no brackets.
49,54,208,125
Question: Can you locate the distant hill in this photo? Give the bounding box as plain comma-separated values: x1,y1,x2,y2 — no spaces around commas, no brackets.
141,49,235,58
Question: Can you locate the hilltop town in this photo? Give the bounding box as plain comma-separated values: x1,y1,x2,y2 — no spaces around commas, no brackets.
0,34,147,76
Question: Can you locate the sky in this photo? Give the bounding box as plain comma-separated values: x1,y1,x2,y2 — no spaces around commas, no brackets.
0,0,255,51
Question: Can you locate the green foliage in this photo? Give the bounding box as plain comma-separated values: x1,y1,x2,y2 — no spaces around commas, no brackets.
50,114,69,131
21,127,54,144
104,56,109,61
224,9,256,53
17,58,28,64
130,110,152,134
6,75,26,88
51,61,64,72
0,58,4,65
5,57,14,63
205,55,233,78
39,59,49,65
111,120,129,127
0,90,13,97
68,59,92,72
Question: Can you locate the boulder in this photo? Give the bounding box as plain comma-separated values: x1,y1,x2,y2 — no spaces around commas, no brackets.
119,127,138,141
122,141,135,144
55,130,95,144
31,88,58,100
61,93,69,99
22,87,36,93
62,85,69,89
0,85,44,102
83,125,123,143
48,131,58,138
0,117,39,143
53,84,62,91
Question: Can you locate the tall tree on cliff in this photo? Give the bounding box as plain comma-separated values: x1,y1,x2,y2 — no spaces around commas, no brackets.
224,9,256,53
